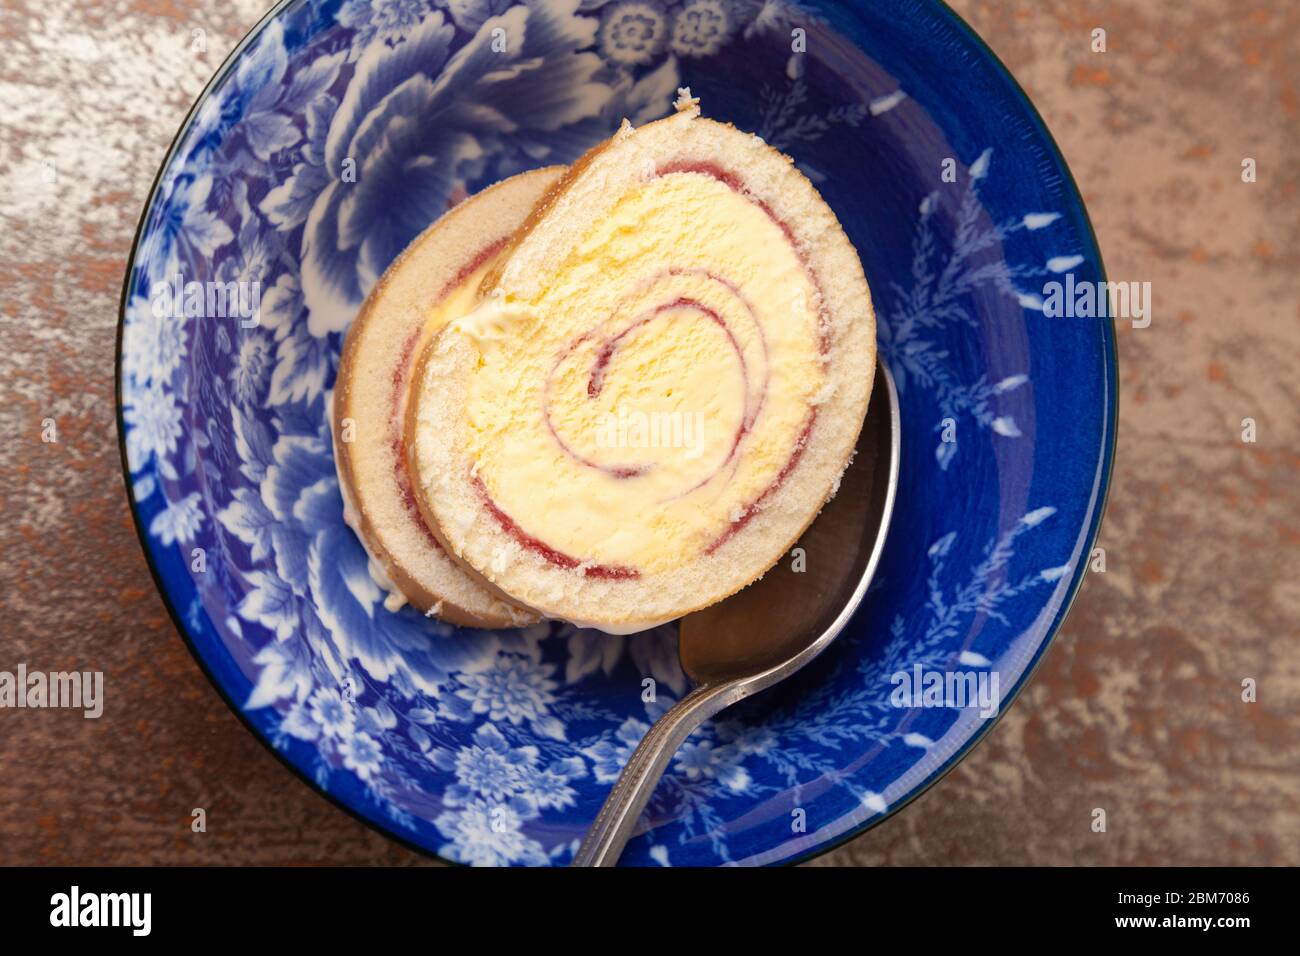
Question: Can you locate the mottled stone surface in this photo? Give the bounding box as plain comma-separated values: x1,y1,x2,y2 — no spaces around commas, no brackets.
0,0,1295,866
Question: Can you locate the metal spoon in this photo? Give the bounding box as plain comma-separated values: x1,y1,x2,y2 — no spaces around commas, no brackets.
572,361,900,866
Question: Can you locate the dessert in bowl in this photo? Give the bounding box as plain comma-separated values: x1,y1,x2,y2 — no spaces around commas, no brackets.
118,0,1114,866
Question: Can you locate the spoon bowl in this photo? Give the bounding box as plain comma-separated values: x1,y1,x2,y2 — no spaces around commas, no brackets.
572,360,901,866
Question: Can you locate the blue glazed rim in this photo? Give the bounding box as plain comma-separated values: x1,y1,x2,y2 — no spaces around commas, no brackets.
115,0,1117,866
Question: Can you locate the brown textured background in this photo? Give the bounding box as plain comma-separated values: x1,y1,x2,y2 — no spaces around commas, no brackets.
0,0,1296,866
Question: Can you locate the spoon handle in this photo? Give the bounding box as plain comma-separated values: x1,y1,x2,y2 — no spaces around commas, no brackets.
571,682,737,866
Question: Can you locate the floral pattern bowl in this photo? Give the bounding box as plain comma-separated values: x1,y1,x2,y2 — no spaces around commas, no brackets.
118,0,1115,866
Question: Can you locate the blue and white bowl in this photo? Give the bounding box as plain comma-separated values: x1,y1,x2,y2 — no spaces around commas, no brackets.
118,0,1115,866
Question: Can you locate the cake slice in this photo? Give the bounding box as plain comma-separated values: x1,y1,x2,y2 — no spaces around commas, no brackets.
332,167,564,628
406,93,876,633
